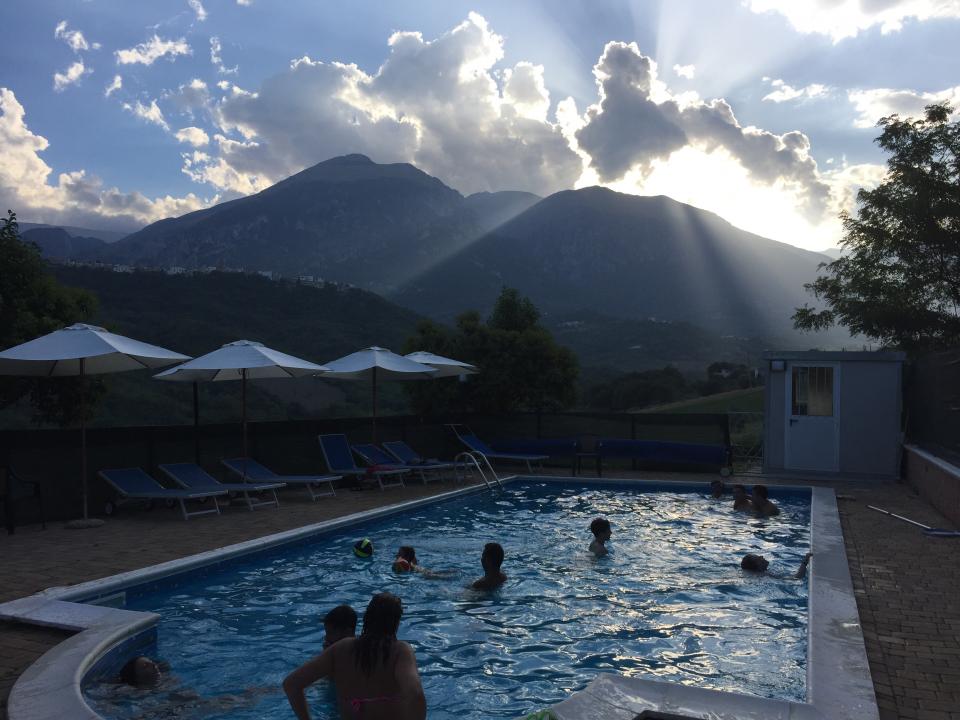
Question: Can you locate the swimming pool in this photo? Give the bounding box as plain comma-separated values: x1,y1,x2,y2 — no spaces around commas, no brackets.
83,481,810,720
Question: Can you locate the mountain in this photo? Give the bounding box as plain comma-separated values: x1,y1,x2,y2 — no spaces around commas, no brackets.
464,191,541,234
392,186,841,341
22,227,107,261
820,247,845,259
547,310,765,374
103,155,493,292
19,223,130,244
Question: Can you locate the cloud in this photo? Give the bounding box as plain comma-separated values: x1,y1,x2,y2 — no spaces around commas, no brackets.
104,75,122,97
0,87,211,229
573,42,830,219
188,0,207,22
196,13,581,196
123,99,169,130
746,0,960,41
673,64,695,79
53,60,91,92
54,20,100,52
175,126,210,147
762,77,830,103
210,37,237,74
848,85,960,127
236,0,252,5
115,35,191,66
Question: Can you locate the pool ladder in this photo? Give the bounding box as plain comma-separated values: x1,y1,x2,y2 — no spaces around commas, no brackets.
454,451,503,490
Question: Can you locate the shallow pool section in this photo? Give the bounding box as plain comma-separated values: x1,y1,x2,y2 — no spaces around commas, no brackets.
85,482,810,720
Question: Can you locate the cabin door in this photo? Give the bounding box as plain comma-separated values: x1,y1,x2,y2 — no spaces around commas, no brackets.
784,363,839,472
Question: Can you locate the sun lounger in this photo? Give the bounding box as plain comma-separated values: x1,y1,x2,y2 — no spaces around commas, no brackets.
381,441,457,483
353,443,449,484
221,458,339,501
98,467,227,520
318,434,406,491
448,424,547,472
159,462,285,511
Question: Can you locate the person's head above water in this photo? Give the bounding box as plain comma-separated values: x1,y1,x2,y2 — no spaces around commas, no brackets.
481,542,505,573
356,592,403,676
590,517,611,541
741,553,770,572
119,656,161,688
710,479,724,498
323,604,358,648
753,485,769,500
396,546,417,564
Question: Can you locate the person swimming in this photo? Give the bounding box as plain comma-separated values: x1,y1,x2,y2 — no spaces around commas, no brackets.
741,552,811,579
752,485,780,516
118,656,162,688
732,484,754,512
470,542,507,591
710,478,724,498
589,517,611,557
283,592,427,720
392,546,418,573
324,604,358,649
392,546,456,579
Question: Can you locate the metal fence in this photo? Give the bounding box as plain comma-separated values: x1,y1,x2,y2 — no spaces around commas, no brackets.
0,411,731,523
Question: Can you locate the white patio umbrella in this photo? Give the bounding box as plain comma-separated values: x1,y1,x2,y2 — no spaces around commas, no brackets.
0,323,191,524
404,351,479,378
154,340,330,465
322,347,437,442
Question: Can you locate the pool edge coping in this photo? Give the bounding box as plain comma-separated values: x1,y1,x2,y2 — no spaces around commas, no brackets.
0,476,878,720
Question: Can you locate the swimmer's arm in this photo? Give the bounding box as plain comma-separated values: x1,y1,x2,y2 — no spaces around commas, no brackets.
793,552,812,579
283,647,334,720
394,642,426,720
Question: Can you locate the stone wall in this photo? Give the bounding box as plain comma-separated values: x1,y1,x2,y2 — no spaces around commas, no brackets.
904,445,960,528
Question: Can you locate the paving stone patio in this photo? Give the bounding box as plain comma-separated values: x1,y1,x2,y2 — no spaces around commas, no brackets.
2,473,959,720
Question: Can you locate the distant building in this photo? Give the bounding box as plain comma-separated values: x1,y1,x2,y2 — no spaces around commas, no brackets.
166,266,187,275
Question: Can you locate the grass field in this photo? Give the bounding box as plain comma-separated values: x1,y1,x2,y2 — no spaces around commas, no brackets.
638,387,764,414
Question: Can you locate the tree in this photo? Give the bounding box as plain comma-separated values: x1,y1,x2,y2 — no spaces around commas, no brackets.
403,288,579,415
793,103,960,352
0,210,99,425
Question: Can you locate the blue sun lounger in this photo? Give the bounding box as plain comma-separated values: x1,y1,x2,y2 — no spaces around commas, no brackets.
381,441,457,482
448,424,547,473
98,467,227,520
159,462,285,511
221,458,339,501
318,434,406,491
353,443,449,484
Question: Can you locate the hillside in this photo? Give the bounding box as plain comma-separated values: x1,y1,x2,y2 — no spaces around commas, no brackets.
21,266,426,426
22,227,108,261
393,186,838,341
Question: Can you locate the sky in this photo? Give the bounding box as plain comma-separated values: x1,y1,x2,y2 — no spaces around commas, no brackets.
1,0,958,251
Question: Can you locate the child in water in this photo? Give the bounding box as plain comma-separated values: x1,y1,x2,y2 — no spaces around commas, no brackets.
741,552,812,579
323,604,357,649
392,546,456,578
589,518,611,557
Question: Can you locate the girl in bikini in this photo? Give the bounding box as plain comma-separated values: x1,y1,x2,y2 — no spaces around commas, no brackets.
283,592,426,720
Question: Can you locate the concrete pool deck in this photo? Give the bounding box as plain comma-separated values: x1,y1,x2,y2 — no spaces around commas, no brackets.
1,472,959,719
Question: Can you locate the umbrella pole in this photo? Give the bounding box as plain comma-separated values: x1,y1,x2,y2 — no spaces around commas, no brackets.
372,366,378,444
193,381,201,464
80,358,88,520
242,368,248,478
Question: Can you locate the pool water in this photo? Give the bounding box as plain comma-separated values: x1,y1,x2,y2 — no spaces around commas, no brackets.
86,482,810,719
